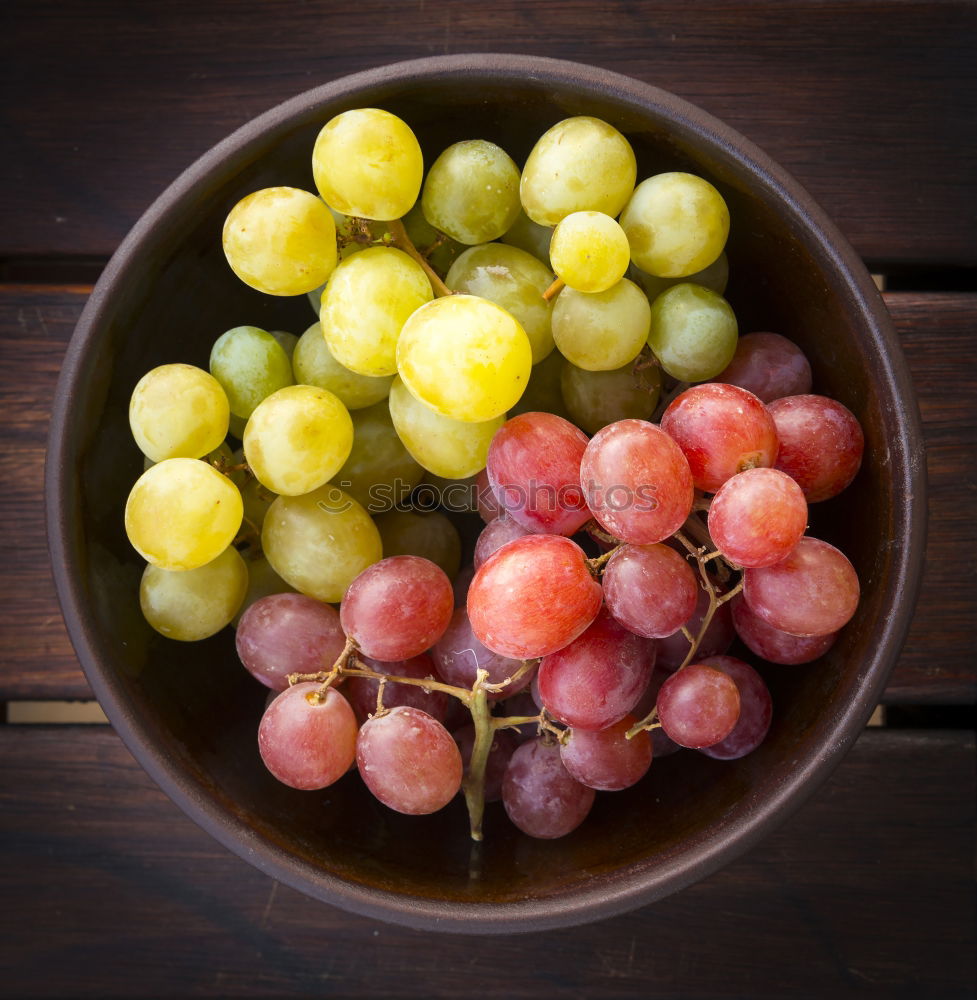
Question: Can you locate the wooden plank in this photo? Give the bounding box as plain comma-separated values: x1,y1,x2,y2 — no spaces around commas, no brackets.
1,1,975,265
0,726,972,996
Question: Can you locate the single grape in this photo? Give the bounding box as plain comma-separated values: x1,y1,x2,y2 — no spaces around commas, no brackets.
580,419,694,544
258,683,358,790
209,326,294,420
344,653,449,724
140,545,248,641
647,283,738,382
697,656,773,760
244,385,353,497
501,208,553,267
730,593,838,665
657,663,740,749
230,555,295,628
236,593,346,690
312,109,423,220
560,359,660,435
421,139,521,244
129,364,229,463
714,331,812,403
292,321,394,410
453,725,519,802
768,394,865,501
125,458,243,571
552,278,651,371
502,738,596,839
656,581,736,671
340,555,454,662
432,607,533,698
473,515,532,569
397,294,532,423
467,534,602,659
620,172,729,278
356,706,463,815
743,536,860,637
630,252,729,301
660,383,779,493
549,212,630,293
560,714,653,791
508,347,571,420
222,186,338,296
373,509,462,580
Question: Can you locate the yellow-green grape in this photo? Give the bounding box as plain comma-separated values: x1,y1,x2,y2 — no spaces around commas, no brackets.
231,555,295,628
140,545,248,641
262,485,382,603
501,208,553,268
312,108,423,221
520,116,637,226
241,476,277,531
508,346,571,420
421,139,521,245
374,510,462,580
396,294,532,422
630,252,729,303
222,186,338,296
549,211,630,294
647,283,739,382
125,458,243,571
446,244,555,363
243,385,353,497
320,247,433,377
402,203,463,276
620,172,730,278
292,321,393,410
331,400,424,513
552,278,651,371
129,363,229,463
209,326,294,419
560,358,661,435
388,376,503,479
269,330,299,362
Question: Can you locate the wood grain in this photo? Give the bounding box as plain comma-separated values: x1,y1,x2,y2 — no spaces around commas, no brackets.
1,0,975,265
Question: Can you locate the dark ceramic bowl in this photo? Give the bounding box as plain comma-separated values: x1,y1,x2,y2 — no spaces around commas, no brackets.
46,54,925,933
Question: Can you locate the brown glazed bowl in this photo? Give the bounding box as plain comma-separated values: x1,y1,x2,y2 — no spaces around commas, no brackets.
46,54,925,933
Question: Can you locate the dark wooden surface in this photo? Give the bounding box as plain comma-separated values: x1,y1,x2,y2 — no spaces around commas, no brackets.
1,1,975,996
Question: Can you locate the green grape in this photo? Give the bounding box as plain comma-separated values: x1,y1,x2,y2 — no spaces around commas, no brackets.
549,212,630,294
243,384,353,497
262,485,382,603
501,208,553,268
222,186,338,296
292,321,393,410
228,413,248,441
647,283,739,382
421,139,521,245
396,294,532,422
508,346,571,419
269,329,299,362
552,278,651,371
620,172,730,278
125,458,243,571
129,363,229,463
209,326,293,419
401,202,463,276
140,545,248,641
374,509,462,580
312,108,423,220
446,243,555,364
231,554,295,628
630,252,729,302
240,476,277,531
520,116,636,226
560,358,661,435
331,400,424,513
320,246,433,377
388,376,503,479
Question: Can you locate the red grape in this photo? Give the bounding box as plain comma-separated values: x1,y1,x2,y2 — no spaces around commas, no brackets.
453,724,519,802
656,584,736,671
657,664,741,749
473,514,531,568
432,607,534,697
730,593,838,664
697,655,772,759
714,332,812,403
560,714,653,790
343,653,449,723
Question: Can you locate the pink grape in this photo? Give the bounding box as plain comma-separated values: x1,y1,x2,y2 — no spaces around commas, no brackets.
560,714,653,791
468,534,602,659
475,467,503,524
258,683,358,790
697,655,772,759
343,653,449,724
660,383,779,493
656,584,736,671
769,394,864,502
730,593,838,664
657,664,741,749
236,593,347,691
714,332,812,403
473,514,531,568
580,419,694,544
707,467,808,568
432,607,534,697
356,706,463,815
340,555,454,661
486,411,591,535
602,542,698,638
536,608,656,731
453,724,519,802
502,738,596,839
743,536,859,637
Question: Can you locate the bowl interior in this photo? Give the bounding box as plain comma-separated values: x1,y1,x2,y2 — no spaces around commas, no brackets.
49,56,922,931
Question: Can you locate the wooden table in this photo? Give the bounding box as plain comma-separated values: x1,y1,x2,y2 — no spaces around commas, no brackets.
1,2,974,996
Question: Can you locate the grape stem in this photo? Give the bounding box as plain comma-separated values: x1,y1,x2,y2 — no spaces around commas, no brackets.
587,544,622,574
542,277,565,301
385,218,454,298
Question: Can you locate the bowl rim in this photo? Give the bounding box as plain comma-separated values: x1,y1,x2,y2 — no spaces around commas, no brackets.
45,52,927,934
